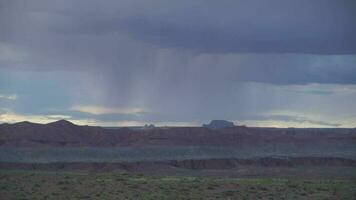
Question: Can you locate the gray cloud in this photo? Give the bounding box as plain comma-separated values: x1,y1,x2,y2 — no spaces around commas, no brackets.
244,114,342,127
0,0,356,127
117,0,356,54
1,0,356,54
1,0,355,85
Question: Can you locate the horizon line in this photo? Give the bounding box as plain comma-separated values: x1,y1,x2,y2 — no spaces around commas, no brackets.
1,119,355,129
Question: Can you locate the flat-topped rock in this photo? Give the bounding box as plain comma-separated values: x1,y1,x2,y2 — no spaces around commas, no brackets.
203,120,235,130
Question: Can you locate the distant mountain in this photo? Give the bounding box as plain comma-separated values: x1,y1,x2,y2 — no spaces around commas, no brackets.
47,119,76,127
0,120,355,147
203,120,235,129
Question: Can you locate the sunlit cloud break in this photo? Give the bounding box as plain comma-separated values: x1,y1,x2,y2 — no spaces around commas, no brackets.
0,112,60,124
71,105,146,115
0,94,17,101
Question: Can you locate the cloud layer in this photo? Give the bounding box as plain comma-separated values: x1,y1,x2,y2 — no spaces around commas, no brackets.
0,0,356,127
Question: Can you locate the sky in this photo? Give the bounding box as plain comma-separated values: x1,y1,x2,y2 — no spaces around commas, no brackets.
0,0,356,127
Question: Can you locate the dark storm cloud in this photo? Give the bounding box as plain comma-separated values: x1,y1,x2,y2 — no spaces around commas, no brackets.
118,0,356,54
1,0,355,85
1,0,356,54
12,0,353,55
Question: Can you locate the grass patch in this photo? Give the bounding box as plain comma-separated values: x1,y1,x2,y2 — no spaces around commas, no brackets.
0,169,355,199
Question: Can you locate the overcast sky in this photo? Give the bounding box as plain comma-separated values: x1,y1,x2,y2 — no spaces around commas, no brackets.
1,0,356,127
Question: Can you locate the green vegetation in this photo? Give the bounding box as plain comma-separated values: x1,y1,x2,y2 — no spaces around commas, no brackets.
1,170,355,200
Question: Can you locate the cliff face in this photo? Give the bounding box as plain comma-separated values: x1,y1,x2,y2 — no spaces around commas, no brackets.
1,157,355,171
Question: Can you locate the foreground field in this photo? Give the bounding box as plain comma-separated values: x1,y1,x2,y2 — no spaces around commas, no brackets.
1,170,355,200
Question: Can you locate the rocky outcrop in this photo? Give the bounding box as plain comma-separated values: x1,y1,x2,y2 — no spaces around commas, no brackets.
203,120,235,130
